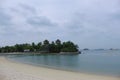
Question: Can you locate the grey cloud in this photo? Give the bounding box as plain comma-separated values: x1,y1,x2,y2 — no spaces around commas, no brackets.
110,13,120,21
0,0,4,5
62,3,120,48
1,0,120,48
0,8,14,36
27,16,57,27
0,9,12,26
19,3,36,13
10,3,57,27
63,13,90,34
10,3,36,17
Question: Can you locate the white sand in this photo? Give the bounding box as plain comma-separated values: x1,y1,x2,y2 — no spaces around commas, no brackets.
0,57,119,80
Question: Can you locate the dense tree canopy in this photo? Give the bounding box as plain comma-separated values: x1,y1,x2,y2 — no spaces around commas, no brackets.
0,39,79,53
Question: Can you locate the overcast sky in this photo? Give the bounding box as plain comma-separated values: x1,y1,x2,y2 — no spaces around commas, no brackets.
0,0,120,49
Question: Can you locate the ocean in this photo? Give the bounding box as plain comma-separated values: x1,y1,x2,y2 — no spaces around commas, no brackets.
7,50,120,77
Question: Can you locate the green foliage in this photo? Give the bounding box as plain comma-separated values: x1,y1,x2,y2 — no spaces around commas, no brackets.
61,41,78,52
0,39,79,53
43,40,49,45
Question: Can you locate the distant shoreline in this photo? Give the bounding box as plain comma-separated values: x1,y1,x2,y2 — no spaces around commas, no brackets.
0,51,81,55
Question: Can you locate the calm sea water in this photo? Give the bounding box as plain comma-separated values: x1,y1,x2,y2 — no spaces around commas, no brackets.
8,50,120,77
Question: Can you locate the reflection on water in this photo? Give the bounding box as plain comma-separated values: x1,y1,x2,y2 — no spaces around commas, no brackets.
8,50,120,77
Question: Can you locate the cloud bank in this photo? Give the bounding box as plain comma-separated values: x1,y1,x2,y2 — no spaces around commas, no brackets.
0,0,120,49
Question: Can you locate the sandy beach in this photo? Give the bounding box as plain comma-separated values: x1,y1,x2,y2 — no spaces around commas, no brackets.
0,56,119,80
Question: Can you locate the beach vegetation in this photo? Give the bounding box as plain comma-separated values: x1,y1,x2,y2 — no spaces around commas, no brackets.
0,39,80,54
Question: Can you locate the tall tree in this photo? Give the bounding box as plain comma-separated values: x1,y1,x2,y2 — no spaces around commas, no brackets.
43,40,49,45
55,39,61,45
55,39,62,52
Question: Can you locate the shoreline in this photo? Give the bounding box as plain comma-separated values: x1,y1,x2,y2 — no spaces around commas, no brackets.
0,51,81,55
7,56,119,78
0,56,120,80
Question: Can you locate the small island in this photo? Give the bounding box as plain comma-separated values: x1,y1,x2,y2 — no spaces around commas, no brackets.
0,39,81,54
